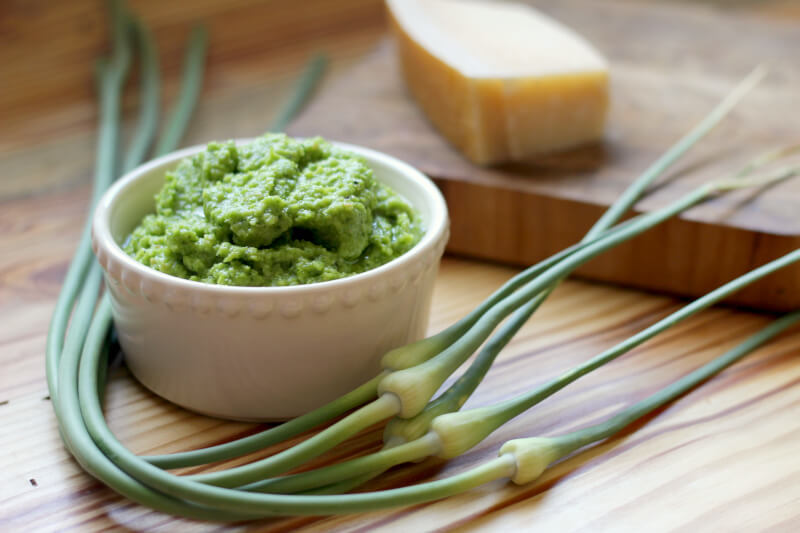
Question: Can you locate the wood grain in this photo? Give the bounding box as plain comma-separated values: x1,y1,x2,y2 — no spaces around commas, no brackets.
2,0,800,532
287,0,800,311
4,258,800,532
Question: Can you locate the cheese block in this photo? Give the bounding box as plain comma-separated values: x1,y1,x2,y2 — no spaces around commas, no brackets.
385,0,610,165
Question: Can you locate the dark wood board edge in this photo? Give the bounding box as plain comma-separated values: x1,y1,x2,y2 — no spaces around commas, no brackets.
437,176,799,311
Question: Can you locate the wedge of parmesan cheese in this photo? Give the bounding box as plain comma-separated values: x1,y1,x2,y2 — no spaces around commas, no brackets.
386,0,609,165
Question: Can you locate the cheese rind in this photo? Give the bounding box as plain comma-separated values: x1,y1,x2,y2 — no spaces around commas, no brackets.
386,0,609,165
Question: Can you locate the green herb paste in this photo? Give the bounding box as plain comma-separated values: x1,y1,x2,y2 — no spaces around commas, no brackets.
124,134,423,286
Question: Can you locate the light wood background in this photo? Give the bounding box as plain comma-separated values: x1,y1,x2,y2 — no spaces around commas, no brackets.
2,1,800,531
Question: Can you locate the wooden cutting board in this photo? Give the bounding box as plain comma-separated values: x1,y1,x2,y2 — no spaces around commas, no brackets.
287,0,800,311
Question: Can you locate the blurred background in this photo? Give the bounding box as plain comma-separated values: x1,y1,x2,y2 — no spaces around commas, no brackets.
2,0,387,203
3,0,800,204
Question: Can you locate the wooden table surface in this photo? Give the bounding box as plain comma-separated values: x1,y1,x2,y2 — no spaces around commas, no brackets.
2,1,800,531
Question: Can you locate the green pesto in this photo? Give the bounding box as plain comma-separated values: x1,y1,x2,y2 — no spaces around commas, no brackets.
124,134,423,286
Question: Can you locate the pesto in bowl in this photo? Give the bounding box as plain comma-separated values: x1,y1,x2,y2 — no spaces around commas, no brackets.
124,134,423,286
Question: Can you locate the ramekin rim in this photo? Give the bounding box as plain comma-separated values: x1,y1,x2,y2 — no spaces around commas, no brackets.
91,138,449,296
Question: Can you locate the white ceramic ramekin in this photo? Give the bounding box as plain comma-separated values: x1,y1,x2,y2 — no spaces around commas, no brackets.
91,141,449,421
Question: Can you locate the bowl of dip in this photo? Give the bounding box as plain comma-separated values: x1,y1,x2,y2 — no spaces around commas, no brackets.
91,135,449,420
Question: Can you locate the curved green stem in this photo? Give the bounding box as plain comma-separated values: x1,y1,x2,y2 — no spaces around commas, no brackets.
429,248,800,459
187,394,401,487
381,236,612,371
300,470,384,495
554,310,800,454
500,250,800,423
246,433,441,494
271,53,328,132
144,373,384,469
60,298,259,520
379,184,714,418
584,65,766,240
72,301,514,517
154,26,208,156
75,333,519,516
502,310,800,484
122,17,160,173
384,289,552,446
45,0,132,402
